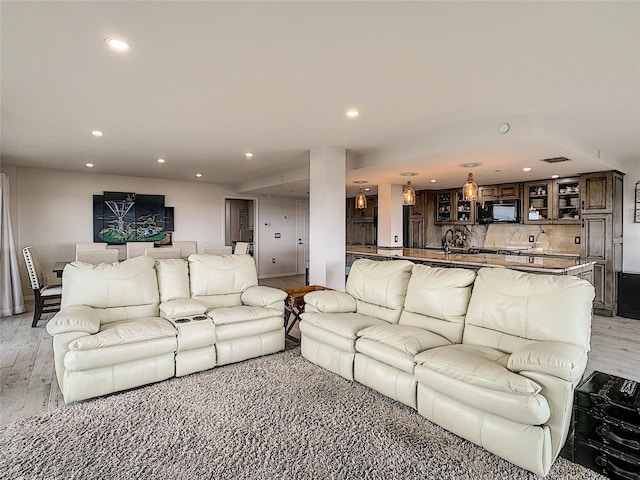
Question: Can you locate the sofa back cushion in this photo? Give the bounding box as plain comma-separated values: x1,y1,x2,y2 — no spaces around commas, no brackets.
61,255,159,323
189,254,258,308
155,259,190,302
346,259,413,324
399,265,476,343
463,267,595,352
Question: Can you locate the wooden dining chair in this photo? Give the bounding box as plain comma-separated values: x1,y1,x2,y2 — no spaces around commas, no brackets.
22,246,62,327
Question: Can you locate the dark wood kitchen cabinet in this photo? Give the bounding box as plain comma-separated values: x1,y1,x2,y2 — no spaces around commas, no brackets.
581,171,618,213
580,171,624,316
347,195,377,246
523,177,581,225
477,183,519,202
435,189,474,225
405,190,425,248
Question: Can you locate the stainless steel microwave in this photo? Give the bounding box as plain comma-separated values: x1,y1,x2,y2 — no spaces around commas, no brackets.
476,203,519,223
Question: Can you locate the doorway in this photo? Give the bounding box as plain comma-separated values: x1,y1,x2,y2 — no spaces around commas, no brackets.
296,201,309,275
225,198,256,256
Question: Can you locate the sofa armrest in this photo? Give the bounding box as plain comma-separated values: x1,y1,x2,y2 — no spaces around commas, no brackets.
507,341,587,382
241,286,287,309
160,298,206,319
304,291,356,313
46,306,101,336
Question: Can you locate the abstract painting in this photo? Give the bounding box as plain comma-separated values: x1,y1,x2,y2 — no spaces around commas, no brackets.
93,191,174,244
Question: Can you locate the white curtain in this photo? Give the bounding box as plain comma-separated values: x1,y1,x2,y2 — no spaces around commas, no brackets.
0,172,25,316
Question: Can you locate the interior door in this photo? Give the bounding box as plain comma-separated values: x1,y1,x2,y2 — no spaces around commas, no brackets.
296,201,309,275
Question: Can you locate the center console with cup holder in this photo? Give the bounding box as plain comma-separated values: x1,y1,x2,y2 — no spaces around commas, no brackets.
167,314,216,376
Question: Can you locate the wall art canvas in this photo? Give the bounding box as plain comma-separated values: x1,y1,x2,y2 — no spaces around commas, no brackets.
93,191,173,244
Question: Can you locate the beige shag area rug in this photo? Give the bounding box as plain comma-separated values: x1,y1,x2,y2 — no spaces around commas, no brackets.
0,349,604,479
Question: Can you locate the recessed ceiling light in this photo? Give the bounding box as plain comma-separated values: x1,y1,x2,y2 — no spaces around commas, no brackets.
245,152,254,159
157,158,166,164
551,174,559,179
462,162,481,168
195,173,203,178
91,130,103,137
430,179,437,183
105,37,131,52
346,109,359,119
400,172,417,177
523,167,532,172
364,187,371,192
354,180,368,184
85,163,94,168
499,123,510,134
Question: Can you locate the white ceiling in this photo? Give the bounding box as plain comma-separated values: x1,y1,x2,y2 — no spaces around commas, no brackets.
2,1,638,197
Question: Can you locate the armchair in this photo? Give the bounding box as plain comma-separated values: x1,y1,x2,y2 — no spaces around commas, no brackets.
46,256,177,403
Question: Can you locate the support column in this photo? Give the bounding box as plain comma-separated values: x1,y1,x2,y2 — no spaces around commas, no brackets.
377,184,404,248
309,147,346,290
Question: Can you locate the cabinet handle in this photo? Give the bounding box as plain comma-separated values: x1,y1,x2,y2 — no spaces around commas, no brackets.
582,200,585,210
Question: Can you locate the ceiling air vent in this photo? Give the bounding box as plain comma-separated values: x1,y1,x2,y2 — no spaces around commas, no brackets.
541,156,571,164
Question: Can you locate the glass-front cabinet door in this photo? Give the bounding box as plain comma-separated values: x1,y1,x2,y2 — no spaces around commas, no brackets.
435,191,452,224
454,190,474,224
524,180,552,223
524,177,581,224
555,177,581,224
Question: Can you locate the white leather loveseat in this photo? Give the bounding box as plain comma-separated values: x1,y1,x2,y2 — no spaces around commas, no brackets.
46,254,287,403
300,259,595,477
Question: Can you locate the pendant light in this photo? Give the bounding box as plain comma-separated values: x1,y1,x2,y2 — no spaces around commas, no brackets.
462,172,478,201
355,186,367,209
402,181,416,206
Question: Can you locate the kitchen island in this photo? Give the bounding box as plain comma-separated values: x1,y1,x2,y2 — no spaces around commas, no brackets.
346,246,595,280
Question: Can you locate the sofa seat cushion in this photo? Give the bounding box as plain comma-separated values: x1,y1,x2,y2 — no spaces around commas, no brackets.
64,337,177,372
356,325,452,373
415,344,550,425
68,317,177,351
358,324,452,355
415,344,540,395
301,312,389,340
207,305,281,325
216,316,283,341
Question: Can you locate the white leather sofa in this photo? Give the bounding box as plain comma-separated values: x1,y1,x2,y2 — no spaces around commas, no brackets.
187,254,286,366
47,254,287,403
300,259,595,477
46,256,176,403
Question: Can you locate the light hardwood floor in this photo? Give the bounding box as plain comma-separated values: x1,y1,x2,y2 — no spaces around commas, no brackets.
2,273,639,426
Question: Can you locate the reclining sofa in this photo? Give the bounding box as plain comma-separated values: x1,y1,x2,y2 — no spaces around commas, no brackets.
300,258,595,476
46,254,287,403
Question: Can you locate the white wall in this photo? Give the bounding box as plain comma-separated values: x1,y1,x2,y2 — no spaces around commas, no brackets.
1,166,303,298
623,162,640,273
257,195,301,278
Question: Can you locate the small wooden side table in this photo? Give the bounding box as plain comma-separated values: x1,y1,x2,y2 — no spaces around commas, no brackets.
283,285,331,342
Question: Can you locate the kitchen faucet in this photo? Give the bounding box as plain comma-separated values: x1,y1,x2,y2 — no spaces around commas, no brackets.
442,228,455,254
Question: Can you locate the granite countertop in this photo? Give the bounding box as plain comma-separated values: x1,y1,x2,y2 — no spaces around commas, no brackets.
346,246,595,274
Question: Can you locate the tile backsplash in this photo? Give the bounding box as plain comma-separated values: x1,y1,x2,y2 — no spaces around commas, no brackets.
435,223,581,255
483,224,581,255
